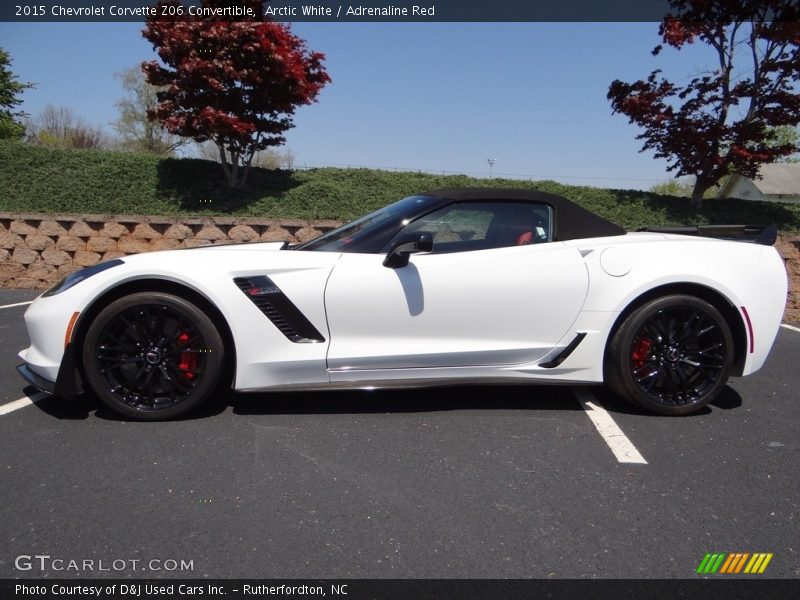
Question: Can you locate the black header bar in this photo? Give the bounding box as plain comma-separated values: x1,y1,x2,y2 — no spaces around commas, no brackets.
3,579,800,600
3,1,678,23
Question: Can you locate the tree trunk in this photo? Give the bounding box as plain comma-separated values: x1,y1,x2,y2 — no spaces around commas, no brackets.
217,143,235,187
240,149,256,188
690,179,709,210
230,153,239,188
240,163,252,188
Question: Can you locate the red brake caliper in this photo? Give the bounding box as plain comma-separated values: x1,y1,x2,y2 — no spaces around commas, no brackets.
631,337,652,370
176,331,198,380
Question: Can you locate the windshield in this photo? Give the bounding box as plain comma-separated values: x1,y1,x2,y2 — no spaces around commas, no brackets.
295,195,440,253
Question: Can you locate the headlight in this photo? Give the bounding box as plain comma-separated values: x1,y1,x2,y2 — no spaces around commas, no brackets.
42,259,125,297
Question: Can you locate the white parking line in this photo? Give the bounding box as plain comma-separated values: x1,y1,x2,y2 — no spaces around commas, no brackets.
781,323,800,334
0,300,33,310
572,387,648,465
0,392,50,416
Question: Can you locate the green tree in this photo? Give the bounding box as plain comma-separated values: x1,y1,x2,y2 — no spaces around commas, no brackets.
650,177,721,198
0,47,34,140
766,125,800,162
112,66,186,156
27,104,107,149
650,179,694,197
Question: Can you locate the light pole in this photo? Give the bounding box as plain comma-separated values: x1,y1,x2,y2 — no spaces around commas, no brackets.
487,158,496,179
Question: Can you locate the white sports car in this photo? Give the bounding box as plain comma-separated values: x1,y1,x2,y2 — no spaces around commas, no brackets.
18,188,787,420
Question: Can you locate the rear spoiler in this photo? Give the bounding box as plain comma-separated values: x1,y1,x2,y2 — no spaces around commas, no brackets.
636,224,778,246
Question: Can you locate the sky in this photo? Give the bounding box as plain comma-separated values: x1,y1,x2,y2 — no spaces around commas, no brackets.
0,21,718,189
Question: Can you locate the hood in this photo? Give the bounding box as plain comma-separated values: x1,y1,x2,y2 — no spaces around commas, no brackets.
173,241,287,252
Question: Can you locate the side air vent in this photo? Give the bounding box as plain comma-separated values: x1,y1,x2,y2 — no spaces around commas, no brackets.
540,332,587,368
234,276,325,344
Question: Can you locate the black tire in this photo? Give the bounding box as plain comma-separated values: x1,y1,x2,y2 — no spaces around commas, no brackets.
605,295,734,416
82,292,225,421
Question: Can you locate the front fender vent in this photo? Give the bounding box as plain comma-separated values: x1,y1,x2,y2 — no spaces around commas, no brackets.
234,276,325,344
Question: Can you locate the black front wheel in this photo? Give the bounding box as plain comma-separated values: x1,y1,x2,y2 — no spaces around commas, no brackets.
606,295,734,416
82,292,225,421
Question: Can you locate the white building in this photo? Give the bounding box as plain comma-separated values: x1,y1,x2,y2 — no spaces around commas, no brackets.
717,162,800,204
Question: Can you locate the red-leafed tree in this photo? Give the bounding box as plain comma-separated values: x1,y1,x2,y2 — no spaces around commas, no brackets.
142,0,330,187
608,0,800,208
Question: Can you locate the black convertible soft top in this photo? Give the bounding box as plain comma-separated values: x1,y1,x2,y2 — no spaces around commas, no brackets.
423,187,626,241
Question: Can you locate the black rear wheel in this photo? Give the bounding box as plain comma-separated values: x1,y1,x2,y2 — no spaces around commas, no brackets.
82,292,224,421
606,295,734,416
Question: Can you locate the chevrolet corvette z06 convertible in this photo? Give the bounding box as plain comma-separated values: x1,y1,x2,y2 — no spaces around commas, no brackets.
18,188,787,420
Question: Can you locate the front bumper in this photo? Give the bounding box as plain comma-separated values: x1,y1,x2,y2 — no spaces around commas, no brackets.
17,364,56,395
17,343,83,398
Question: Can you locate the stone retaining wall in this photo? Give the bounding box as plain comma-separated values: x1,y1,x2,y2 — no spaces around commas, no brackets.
776,236,800,325
1,211,798,323
0,212,341,289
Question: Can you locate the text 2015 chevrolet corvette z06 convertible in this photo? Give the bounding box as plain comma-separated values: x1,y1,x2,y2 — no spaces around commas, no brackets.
18,188,787,420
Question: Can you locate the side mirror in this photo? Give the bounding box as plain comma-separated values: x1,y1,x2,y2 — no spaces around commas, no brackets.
383,233,433,268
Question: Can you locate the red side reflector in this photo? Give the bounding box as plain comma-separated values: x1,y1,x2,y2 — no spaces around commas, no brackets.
741,306,754,354
64,312,80,349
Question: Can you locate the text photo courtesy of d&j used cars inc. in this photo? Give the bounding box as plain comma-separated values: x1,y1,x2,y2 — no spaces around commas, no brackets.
1,1,800,599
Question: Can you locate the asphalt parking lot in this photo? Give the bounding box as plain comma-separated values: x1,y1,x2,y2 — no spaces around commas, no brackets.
0,288,798,579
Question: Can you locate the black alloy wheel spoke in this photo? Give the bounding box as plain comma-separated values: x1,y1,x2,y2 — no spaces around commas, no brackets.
634,364,658,379
695,342,723,355
679,310,701,342
141,367,159,397
673,362,691,389
643,320,665,342
98,356,139,373
97,355,140,365
645,368,663,393
98,342,138,354
158,365,178,402
153,307,168,339
696,324,716,338
134,308,150,340
117,318,142,346
666,316,678,343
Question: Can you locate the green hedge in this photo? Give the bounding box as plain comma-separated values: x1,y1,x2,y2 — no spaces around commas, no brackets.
2,141,799,231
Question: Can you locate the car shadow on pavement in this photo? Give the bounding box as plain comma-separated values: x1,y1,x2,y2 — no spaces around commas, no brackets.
593,384,743,417
709,385,744,410
31,385,581,421
26,388,229,421
25,387,94,420
27,383,743,421
229,385,585,417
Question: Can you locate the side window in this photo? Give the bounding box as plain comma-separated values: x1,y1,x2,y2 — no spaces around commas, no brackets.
391,201,552,254
403,207,493,246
